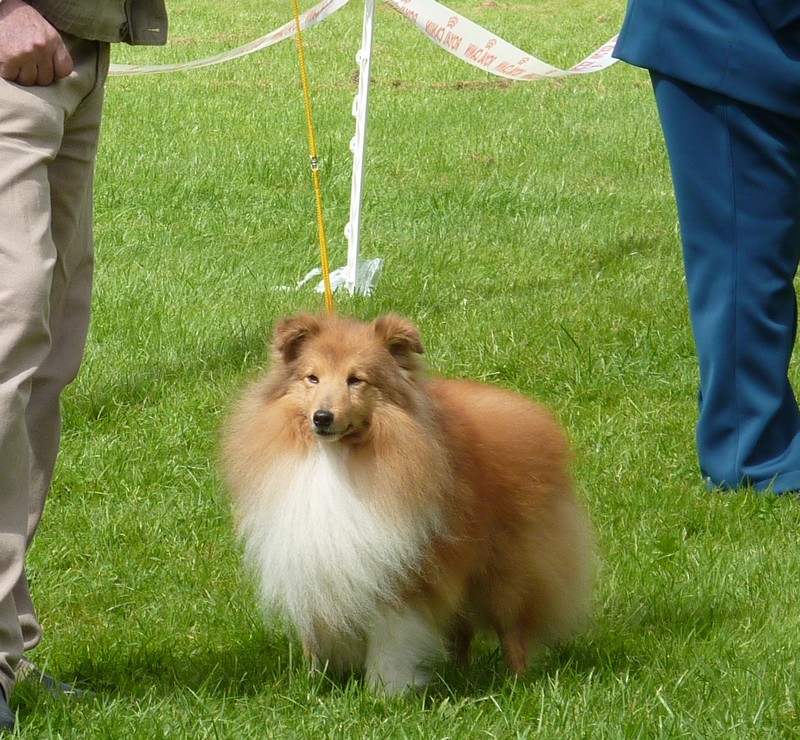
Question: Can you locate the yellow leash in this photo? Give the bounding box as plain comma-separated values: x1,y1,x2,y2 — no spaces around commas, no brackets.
292,0,335,316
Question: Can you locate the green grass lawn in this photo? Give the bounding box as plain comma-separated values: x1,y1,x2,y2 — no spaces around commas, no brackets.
15,0,800,736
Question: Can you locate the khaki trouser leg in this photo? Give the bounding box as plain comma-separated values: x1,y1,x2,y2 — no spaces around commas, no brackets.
0,36,109,700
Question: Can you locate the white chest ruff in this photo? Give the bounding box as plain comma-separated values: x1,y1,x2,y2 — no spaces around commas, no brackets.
238,446,431,637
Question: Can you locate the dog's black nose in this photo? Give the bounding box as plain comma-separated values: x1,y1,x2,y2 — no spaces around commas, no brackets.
313,410,335,430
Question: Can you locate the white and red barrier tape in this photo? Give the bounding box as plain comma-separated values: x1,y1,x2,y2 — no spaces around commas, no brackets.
109,0,617,79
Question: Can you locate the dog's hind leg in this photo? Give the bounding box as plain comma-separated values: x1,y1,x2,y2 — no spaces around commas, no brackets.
498,626,533,675
448,616,474,666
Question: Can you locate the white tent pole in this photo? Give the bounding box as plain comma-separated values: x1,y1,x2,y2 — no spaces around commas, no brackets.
344,0,376,294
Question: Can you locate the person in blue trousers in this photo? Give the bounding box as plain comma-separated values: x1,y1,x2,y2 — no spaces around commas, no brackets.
614,0,800,493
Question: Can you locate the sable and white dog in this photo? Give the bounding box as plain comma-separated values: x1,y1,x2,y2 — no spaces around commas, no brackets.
221,313,595,694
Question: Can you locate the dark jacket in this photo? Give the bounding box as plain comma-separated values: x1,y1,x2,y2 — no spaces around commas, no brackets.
613,0,800,117
25,0,167,45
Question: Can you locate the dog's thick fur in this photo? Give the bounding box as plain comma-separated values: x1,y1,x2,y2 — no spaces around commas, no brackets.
221,313,595,694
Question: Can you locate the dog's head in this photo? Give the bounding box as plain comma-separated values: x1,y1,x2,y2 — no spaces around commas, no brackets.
270,313,425,444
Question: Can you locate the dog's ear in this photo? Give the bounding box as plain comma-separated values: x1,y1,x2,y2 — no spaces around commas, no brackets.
373,314,424,370
272,314,321,363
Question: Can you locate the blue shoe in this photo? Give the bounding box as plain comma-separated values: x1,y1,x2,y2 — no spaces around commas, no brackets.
0,687,14,732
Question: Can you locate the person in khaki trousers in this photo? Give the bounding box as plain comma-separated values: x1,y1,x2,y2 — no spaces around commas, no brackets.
0,0,167,730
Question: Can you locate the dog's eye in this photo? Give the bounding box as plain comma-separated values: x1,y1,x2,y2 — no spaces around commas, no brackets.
306,375,319,385
347,376,364,387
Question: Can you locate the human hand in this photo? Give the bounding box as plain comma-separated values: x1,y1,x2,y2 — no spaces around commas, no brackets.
0,0,73,86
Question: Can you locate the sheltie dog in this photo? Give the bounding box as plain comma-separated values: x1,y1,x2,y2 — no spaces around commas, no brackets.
221,313,595,694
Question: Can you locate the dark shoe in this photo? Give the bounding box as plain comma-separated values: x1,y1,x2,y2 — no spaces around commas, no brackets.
17,658,90,700
0,687,15,732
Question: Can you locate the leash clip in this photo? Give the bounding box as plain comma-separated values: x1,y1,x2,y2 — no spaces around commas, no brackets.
310,156,320,171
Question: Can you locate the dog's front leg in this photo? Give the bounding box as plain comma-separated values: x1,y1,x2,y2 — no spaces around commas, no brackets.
302,628,366,679
364,608,446,695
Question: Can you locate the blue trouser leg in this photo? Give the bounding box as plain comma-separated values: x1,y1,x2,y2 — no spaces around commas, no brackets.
652,73,800,492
